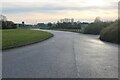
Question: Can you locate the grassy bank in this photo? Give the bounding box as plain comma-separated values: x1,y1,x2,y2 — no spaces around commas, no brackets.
2,29,53,50
100,20,119,44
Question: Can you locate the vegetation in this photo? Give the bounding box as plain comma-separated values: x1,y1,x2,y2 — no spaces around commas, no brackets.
40,22,81,33
41,19,112,35
2,29,53,50
54,22,81,29
100,20,119,44
0,30,1,50
1,21,17,29
52,29,81,33
47,22,53,27
83,22,113,35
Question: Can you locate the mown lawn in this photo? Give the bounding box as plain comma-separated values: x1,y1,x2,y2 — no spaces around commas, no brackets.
2,29,53,50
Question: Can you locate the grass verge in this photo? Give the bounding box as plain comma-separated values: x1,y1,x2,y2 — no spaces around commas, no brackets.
2,29,53,50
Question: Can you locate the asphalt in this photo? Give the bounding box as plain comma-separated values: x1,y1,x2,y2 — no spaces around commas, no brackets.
2,29,118,78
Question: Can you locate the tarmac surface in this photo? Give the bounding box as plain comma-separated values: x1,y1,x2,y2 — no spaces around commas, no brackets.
2,30,118,78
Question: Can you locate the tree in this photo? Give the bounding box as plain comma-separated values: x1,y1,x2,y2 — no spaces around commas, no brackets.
0,15,7,21
1,21,17,29
47,22,52,26
94,17,102,23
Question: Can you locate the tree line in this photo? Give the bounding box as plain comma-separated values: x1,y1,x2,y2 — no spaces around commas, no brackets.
0,21,17,29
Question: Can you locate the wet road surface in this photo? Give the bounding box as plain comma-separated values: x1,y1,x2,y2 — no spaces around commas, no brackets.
3,30,118,78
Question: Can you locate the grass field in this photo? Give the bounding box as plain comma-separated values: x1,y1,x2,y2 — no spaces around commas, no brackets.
2,29,53,50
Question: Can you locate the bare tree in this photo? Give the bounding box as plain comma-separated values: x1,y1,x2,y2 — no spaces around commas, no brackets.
94,16,102,23
0,15,7,21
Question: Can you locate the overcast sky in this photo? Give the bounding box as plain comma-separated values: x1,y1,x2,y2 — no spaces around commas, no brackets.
0,0,119,24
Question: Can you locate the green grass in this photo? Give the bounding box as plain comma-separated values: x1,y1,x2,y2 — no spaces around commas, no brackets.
2,29,53,50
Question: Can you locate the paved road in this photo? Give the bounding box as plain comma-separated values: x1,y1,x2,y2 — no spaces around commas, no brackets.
3,30,118,78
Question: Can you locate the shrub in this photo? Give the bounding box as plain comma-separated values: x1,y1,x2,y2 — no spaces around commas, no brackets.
83,22,112,35
100,20,119,44
83,23,103,35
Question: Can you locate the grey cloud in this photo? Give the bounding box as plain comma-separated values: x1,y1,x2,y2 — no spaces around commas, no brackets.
2,3,117,14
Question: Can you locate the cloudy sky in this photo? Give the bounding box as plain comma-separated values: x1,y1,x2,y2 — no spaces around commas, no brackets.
0,0,119,24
